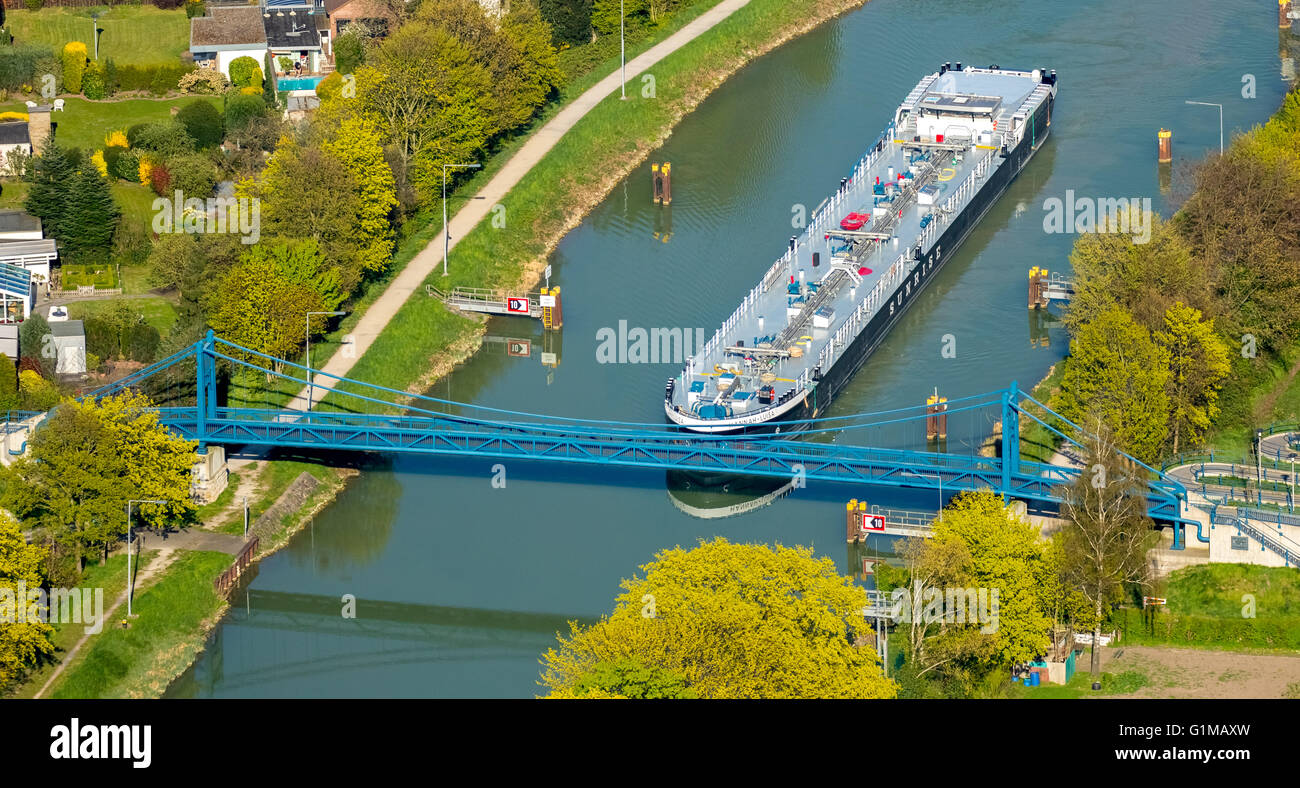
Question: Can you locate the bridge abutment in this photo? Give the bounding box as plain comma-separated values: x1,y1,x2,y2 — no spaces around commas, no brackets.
192,445,229,504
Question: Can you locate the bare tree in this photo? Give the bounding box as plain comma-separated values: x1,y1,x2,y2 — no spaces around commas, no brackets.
1057,416,1159,677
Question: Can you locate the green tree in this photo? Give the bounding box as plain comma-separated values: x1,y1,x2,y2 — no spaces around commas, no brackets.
499,1,563,128
224,92,266,134
928,489,1051,667
0,509,55,689
128,120,196,157
334,27,367,74
204,252,327,363
2,392,196,577
541,538,897,699
24,143,78,243
539,0,593,45
228,55,262,88
565,657,696,699
1058,308,1171,464
1063,210,1212,336
592,0,646,35
176,99,223,149
1154,302,1230,454
1057,421,1157,677
82,59,106,100
58,163,119,263
0,353,18,412
18,311,51,378
320,116,397,275
167,152,217,197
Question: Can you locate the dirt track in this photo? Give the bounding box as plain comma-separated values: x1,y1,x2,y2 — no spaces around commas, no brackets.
1101,646,1300,698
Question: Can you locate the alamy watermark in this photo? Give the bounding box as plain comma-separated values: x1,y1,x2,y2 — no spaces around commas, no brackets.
596,321,706,364
152,190,261,244
1,581,105,634
1042,190,1153,244
881,583,1000,634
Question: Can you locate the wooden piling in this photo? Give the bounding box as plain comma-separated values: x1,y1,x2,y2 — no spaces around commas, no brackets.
661,162,672,205
1282,0,1293,29
926,393,948,441
846,500,858,543
1028,266,1048,309
651,162,673,205
1157,128,1172,163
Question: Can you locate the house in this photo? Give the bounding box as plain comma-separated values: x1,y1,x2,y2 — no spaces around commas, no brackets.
262,4,326,74
0,239,56,288
0,261,33,324
0,121,31,176
321,0,395,45
0,211,42,242
189,6,269,79
49,319,86,377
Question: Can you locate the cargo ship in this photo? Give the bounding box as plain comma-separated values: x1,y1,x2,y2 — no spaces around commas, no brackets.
664,63,1057,433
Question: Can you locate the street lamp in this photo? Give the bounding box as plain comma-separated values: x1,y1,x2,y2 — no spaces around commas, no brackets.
91,13,99,61
903,471,943,521
1289,452,1297,514
441,162,482,277
620,0,627,100
305,311,346,410
126,499,167,617
1185,100,1223,155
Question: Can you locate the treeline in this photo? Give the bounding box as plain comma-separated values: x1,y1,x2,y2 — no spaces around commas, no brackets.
156,0,562,378
1050,89,1300,464
0,42,194,95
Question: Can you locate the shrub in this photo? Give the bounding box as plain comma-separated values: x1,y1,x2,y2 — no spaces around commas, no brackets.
103,59,117,97
82,60,106,99
177,66,228,95
31,50,62,96
115,63,193,93
224,92,265,133
150,161,172,196
0,43,54,92
90,150,107,177
138,155,154,185
130,120,195,157
228,56,261,88
112,149,142,183
24,0,43,11
61,42,88,94
185,0,206,19
176,100,222,148
277,56,293,73
102,145,126,178
18,370,59,411
149,66,173,96
167,153,216,197
104,129,129,149
334,31,366,75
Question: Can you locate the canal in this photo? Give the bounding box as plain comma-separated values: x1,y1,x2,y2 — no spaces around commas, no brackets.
168,0,1288,697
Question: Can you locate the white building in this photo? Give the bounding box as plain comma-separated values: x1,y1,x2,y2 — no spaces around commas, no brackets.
49,319,86,377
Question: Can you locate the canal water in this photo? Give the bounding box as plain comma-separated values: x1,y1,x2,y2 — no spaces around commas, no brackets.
169,0,1288,697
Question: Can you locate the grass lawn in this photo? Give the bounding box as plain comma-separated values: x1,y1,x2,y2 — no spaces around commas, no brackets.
0,179,30,210
6,7,189,66
48,550,232,699
67,296,177,335
1017,667,1150,698
0,96,221,153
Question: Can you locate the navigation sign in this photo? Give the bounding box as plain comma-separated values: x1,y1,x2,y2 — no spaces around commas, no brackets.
1142,596,1167,607
539,294,556,308
861,513,886,533
507,339,531,357
507,297,530,314
861,557,879,576
544,264,552,288
540,352,557,365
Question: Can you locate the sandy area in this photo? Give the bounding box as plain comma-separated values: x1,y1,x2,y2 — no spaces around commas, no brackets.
1100,645,1300,699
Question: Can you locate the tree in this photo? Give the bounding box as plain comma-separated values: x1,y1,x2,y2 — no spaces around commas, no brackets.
592,0,646,35
24,143,78,243
1057,421,1157,678
539,0,593,45
58,163,119,264
204,252,327,363
223,92,266,134
128,120,196,158
0,354,18,412
499,1,563,128
562,657,697,699
334,27,367,74
1154,302,1230,454
927,490,1051,667
541,538,897,699
61,41,87,94
228,55,262,88
167,152,217,198
0,509,55,689
82,59,106,99
176,99,223,149
320,116,397,275
1063,209,1212,337
2,392,196,579
1057,308,1170,464
262,51,277,108
18,311,51,379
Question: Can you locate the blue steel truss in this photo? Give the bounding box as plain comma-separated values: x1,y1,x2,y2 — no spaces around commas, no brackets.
73,331,1193,536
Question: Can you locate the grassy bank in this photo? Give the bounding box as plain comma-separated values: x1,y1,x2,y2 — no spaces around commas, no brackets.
314,0,870,412
46,550,230,699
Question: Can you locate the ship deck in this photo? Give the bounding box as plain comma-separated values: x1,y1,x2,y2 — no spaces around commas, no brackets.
668,67,1050,425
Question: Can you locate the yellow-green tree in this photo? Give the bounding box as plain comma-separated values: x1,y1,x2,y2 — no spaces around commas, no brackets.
0,509,55,689
928,489,1051,667
1058,307,1171,464
1154,301,1230,454
62,42,88,94
204,248,327,364
321,116,398,275
541,538,897,699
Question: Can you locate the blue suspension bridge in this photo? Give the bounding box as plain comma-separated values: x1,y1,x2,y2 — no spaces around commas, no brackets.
19,331,1196,544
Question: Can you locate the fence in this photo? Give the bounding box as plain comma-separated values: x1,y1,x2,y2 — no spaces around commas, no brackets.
213,535,258,595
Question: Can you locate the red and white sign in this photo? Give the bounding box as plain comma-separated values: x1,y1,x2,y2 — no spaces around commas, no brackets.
507,297,530,314
861,513,886,533
507,339,531,357
1142,596,1167,607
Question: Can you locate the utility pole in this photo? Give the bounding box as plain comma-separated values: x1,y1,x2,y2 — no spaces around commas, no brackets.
126,499,167,618
305,311,346,410
441,162,482,276
620,0,627,100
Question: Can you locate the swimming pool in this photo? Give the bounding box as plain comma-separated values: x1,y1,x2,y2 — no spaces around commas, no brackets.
277,76,324,92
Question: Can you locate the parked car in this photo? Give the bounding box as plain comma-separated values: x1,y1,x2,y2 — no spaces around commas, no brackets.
840,212,870,231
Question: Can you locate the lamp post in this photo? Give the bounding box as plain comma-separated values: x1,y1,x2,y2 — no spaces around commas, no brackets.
620,0,627,100
126,499,167,617
1184,100,1224,155
1289,452,1297,513
91,13,99,61
305,311,346,410
903,471,943,521
441,162,482,277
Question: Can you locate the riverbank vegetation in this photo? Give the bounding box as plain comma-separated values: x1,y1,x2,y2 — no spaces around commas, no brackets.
1030,89,1300,466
